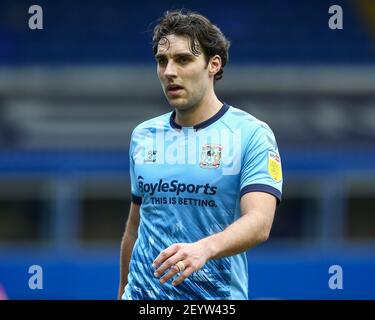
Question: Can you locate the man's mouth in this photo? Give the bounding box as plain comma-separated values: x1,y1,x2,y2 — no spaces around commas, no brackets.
167,84,184,96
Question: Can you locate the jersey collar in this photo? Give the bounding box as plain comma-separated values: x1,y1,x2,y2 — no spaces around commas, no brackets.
170,103,229,131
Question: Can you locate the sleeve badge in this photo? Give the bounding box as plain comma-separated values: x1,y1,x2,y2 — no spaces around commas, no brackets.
268,151,282,182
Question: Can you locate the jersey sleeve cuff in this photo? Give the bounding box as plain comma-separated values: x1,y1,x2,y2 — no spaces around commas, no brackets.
240,184,282,205
131,194,142,205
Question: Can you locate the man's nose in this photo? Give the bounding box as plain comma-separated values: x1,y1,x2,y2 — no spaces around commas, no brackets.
164,61,177,78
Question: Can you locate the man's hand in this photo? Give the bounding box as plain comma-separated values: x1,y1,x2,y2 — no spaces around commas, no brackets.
152,192,276,288
152,241,211,286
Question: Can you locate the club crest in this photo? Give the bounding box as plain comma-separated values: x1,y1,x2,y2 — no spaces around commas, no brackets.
200,144,222,169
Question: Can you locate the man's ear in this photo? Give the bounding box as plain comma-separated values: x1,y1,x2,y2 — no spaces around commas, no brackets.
208,55,222,77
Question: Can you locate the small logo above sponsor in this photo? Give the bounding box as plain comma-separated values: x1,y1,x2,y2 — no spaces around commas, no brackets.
144,150,157,163
200,144,222,169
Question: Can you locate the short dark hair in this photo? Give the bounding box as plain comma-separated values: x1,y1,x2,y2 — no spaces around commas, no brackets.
152,10,230,82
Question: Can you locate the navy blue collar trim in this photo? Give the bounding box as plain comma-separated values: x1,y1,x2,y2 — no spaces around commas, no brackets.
170,103,230,131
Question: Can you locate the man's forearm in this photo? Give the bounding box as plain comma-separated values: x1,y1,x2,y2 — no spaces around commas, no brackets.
118,229,138,299
199,210,273,260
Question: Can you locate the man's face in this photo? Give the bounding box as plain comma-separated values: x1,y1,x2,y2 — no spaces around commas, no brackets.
156,34,211,110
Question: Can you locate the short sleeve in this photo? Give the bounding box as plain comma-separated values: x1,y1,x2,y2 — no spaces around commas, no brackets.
240,124,283,204
129,131,142,205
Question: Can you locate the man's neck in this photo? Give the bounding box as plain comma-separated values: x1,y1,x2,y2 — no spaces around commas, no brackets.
174,95,223,128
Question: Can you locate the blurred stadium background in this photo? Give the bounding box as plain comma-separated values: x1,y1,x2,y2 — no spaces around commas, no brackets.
0,0,374,299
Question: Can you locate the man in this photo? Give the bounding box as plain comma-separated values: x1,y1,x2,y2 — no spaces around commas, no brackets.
118,10,283,300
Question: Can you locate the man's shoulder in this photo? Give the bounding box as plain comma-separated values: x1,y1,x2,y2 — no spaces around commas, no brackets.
131,111,172,136
226,105,279,153
225,105,273,134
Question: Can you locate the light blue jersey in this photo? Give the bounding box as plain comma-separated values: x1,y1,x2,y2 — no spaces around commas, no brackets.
123,103,283,300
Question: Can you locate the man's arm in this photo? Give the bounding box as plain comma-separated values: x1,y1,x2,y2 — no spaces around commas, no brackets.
201,191,276,259
118,202,140,299
152,192,277,286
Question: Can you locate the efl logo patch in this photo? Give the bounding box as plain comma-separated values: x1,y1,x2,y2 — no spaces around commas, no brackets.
200,144,222,169
268,151,282,182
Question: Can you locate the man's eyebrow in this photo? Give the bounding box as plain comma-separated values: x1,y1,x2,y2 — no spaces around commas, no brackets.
155,53,166,59
155,52,196,59
174,52,196,59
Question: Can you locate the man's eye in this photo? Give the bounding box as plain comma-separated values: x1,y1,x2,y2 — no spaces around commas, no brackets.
178,57,189,64
157,58,167,65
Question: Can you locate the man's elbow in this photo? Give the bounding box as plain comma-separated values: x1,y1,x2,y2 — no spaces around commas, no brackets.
257,212,275,244
256,233,268,244
257,226,272,244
